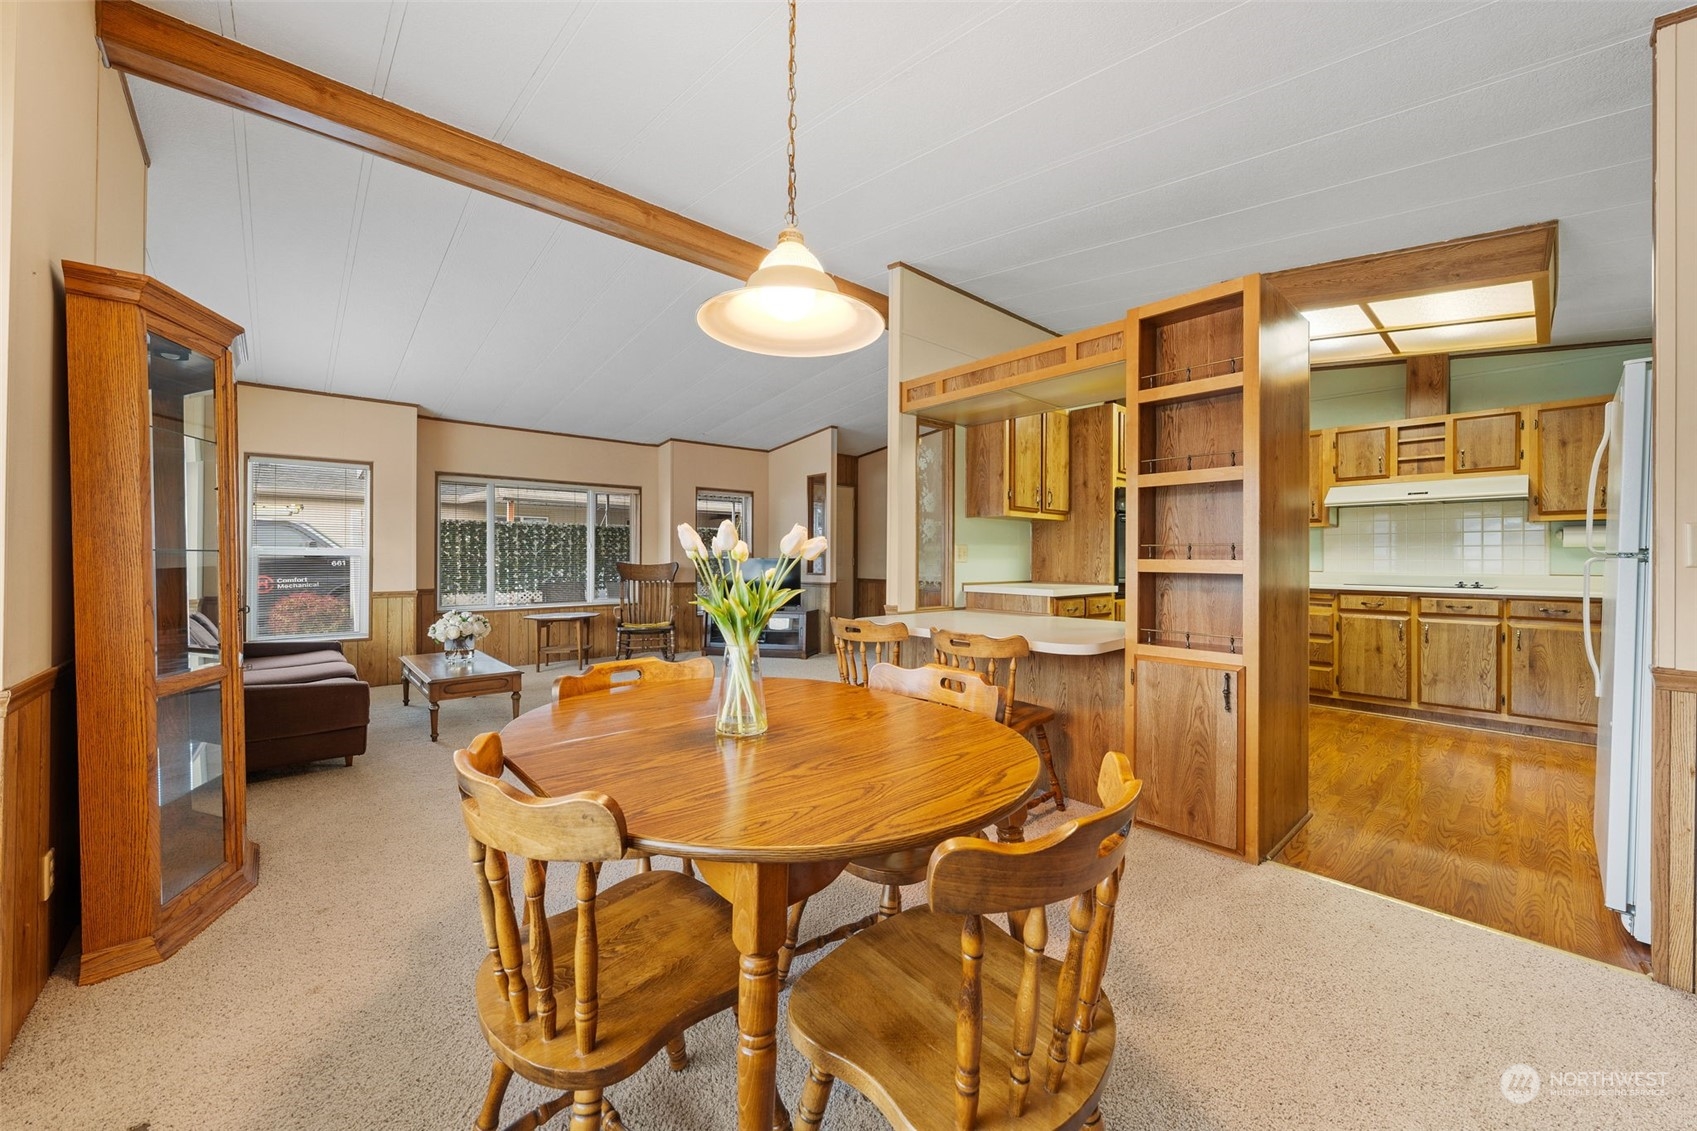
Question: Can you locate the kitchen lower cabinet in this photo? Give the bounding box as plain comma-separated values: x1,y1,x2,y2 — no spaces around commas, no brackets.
1132,656,1244,853
1418,617,1502,712
1508,619,1600,726
1337,610,1410,701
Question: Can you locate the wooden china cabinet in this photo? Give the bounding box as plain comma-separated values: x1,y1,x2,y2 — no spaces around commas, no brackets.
63,262,256,984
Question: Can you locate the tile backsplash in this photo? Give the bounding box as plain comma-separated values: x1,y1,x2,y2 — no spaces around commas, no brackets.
1317,500,1551,577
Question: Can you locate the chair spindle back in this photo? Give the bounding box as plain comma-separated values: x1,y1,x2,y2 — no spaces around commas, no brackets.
455,733,630,1056
830,618,908,687
926,752,1141,1127
929,629,1033,721
616,562,678,628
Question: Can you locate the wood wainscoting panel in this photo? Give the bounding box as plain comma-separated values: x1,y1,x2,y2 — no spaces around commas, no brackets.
1652,667,1697,991
340,591,417,686
854,579,887,619
1,666,75,1063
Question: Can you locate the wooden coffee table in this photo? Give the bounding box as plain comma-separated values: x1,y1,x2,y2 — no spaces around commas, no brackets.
399,651,523,742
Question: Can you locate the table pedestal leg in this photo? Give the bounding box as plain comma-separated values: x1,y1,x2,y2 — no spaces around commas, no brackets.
732,862,790,1131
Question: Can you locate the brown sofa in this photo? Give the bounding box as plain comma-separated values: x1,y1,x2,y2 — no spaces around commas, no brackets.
243,640,370,772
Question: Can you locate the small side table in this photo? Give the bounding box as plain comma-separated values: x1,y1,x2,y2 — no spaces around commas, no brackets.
525,610,600,672
399,651,523,742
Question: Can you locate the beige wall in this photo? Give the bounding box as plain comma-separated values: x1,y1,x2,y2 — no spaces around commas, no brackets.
1,2,146,684
767,427,835,578
238,386,420,592
1655,18,1697,672
416,418,660,591
884,268,1053,609
857,447,888,579
658,439,767,571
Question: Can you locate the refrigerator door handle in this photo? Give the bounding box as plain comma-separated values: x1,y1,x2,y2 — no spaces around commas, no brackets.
1583,407,1613,556
1582,555,1607,697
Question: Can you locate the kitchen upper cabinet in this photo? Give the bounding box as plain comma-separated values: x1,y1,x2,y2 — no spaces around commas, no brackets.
1508,618,1600,725
1309,430,1334,527
965,410,1071,520
1132,656,1245,853
1418,616,1501,712
1337,606,1410,700
1113,403,1127,483
1452,409,1522,474
1531,398,1609,520
1334,426,1389,481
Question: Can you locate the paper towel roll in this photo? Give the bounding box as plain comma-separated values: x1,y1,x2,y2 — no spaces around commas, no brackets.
1560,525,1607,550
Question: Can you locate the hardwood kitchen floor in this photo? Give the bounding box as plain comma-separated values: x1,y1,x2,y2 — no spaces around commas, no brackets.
1278,706,1651,973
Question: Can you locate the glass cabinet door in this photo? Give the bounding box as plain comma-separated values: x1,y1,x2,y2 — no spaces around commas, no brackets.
147,332,229,902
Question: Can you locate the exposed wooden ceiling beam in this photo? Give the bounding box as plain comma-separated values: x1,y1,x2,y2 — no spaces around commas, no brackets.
1266,221,1557,310
94,0,888,320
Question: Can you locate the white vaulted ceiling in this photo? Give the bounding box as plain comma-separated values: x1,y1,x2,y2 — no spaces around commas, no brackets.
130,1,1662,455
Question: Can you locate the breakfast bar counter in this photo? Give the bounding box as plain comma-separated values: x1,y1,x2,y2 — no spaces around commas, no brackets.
871,609,1124,804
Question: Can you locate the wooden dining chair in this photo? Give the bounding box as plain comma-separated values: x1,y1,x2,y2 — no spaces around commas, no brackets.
775,662,1010,980
930,627,1067,811
614,562,679,660
829,616,909,686
787,752,1142,1131
455,732,741,1131
551,655,715,702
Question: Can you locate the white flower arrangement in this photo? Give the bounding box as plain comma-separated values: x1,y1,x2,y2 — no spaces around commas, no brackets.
427,609,493,644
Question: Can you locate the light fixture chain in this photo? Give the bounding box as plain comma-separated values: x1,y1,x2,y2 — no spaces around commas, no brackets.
786,0,798,229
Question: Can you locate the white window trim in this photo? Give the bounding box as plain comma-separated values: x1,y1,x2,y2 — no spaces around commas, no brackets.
245,455,373,642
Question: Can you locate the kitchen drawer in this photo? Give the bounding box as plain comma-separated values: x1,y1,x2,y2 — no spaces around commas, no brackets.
1308,610,1334,637
1085,594,1115,618
1309,665,1335,695
1339,593,1410,613
1507,599,1596,621
1308,639,1334,664
1419,596,1502,617
1052,597,1086,618
1310,590,1336,603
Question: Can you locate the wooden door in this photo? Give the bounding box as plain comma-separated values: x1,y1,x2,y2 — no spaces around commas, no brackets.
1336,611,1409,700
1042,410,1070,514
1334,426,1389,481
1508,619,1600,724
1533,401,1607,519
1132,656,1244,852
1008,415,1044,513
1418,617,1500,712
1308,430,1331,525
1453,411,1521,474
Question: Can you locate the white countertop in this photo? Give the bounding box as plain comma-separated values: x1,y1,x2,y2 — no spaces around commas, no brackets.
962,582,1118,598
870,609,1125,656
1310,574,1588,599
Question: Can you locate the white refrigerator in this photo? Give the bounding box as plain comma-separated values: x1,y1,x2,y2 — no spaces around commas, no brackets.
1585,358,1654,945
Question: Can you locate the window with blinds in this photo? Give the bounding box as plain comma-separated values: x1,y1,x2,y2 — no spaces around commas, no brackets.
246,457,372,641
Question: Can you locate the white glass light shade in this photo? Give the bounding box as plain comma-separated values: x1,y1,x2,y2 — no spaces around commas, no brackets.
1309,332,1394,363
1302,304,1378,338
1367,281,1535,330
1387,315,1538,354
698,228,885,357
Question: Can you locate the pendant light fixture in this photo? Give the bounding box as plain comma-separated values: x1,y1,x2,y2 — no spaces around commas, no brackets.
697,0,885,357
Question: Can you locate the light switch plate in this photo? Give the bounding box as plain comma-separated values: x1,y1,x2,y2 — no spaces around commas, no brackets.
955,545,968,562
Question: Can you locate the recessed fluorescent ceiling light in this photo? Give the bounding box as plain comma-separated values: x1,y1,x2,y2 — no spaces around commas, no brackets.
1310,333,1393,362
1367,280,1536,329
1388,316,1539,354
1303,304,1379,337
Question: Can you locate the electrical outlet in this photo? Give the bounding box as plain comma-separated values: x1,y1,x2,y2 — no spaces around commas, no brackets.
955,545,968,562
40,848,54,901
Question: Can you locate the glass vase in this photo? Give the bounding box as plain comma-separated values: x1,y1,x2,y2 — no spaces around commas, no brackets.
716,640,768,737
443,636,476,665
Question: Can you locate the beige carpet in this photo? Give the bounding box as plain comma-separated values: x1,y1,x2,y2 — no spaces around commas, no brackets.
3,654,1696,1129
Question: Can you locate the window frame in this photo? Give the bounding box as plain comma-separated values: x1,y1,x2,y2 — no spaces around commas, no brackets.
244,453,374,643
434,472,642,613
915,420,955,610
694,487,755,545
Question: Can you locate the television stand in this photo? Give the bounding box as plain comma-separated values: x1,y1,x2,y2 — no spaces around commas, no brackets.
703,607,820,659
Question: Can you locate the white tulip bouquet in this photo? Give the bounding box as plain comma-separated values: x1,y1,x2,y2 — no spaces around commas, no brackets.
678,519,826,736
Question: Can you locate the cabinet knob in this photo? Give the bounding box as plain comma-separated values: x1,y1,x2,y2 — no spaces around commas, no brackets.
1516,628,1523,651
1423,623,1430,645
1222,672,1232,714
1459,449,1466,469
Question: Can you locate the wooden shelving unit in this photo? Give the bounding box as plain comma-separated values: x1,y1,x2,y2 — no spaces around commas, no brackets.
1125,276,1310,862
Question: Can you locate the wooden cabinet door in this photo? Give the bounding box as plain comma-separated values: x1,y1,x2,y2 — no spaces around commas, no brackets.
1132,656,1244,852
1336,611,1409,700
1113,404,1127,480
1334,426,1389,481
1008,415,1044,513
964,422,1006,518
1041,410,1070,514
1508,619,1600,725
1453,411,1521,474
1308,430,1332,525
1418,617,1500,712
1533,401,1607,519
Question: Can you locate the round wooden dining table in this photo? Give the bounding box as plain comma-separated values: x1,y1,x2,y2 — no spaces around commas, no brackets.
499,675,1040,1131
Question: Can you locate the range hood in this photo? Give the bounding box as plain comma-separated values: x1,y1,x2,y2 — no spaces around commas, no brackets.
1324,473,1530,508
